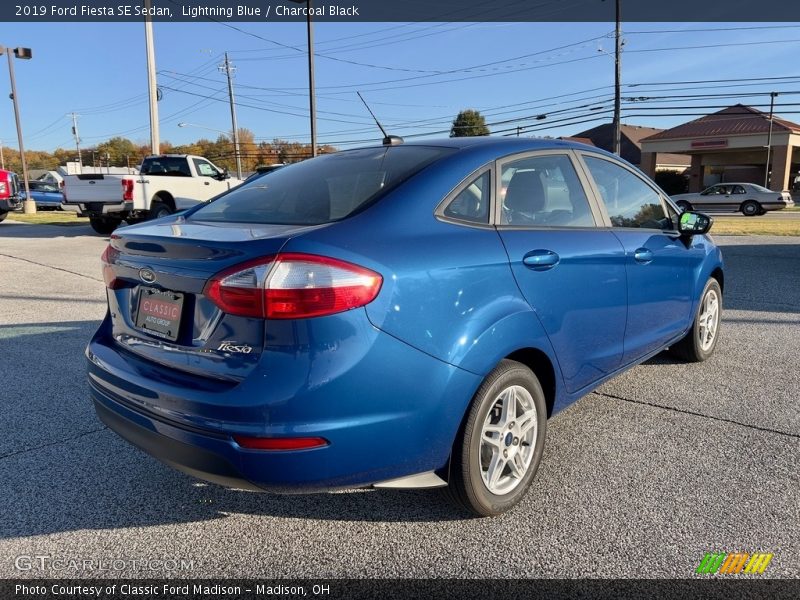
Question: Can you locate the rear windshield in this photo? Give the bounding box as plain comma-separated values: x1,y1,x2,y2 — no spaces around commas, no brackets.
189,145,454,225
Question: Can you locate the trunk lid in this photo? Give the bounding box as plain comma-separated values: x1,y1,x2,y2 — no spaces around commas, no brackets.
103,218,320,381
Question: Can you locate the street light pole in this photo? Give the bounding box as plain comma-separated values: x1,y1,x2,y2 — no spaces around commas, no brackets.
2,45,35,214
0,140,4,170
764,91,778,189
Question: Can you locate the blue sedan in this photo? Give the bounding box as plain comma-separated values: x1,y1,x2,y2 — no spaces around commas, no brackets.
88,138,723,516
21,180,64,210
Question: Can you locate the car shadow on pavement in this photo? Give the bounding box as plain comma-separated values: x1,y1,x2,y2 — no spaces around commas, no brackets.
0,221,102,239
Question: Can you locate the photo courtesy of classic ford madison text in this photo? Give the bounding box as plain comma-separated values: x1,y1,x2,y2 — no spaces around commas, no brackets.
0,0,797,597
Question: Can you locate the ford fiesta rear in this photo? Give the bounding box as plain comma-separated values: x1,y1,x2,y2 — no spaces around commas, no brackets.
87,145,477,493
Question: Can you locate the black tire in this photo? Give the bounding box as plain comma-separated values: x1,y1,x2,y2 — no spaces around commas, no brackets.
669,278,722,362
676,200,692,212
0,211,7,223
442,359,547,517
89,217,121,235
149,201,172,220
740,200,761,216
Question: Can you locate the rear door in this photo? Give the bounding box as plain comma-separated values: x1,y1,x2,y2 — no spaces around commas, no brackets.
577,152,705,364
495,150,627,394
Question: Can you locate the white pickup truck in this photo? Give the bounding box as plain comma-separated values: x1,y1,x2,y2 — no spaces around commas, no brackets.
62,155,242,234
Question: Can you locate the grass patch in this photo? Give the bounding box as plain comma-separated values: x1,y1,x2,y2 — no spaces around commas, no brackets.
712,217,800,236
6,211,86,226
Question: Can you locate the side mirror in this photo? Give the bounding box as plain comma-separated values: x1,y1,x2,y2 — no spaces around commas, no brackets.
678,211,712,237
218,169,230,180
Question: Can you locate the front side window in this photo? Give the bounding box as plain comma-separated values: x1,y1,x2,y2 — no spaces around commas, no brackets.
193,158,219,178
443,171,490,224
190,145,454,225
583,156,671,230
499,154,595,227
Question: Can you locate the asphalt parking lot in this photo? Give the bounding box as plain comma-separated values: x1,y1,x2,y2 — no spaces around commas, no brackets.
0,221,797,579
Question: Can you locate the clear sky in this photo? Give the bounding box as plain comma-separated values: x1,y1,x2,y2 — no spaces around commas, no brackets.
2,20,800,152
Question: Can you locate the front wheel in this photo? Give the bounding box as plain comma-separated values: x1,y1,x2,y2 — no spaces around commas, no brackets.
89,217,121,235
741,200,761,216
0,211,7,223
443,359,547,517
669,278,722,362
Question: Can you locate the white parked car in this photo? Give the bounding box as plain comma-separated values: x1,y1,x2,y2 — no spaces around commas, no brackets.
671,183,794,216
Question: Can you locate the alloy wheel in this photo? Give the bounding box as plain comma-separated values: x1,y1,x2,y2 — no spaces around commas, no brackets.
479,385,538,495
698,288,720,351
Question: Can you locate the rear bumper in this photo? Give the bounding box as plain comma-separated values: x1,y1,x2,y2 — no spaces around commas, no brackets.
0,198,21,212
763,202,794,211
62,201,129,216
87,312,481,492
93,391,265,491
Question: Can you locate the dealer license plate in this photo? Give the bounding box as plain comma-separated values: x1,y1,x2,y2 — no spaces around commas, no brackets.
135,288,184,341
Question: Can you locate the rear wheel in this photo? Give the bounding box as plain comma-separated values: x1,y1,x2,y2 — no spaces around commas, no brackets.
149,201,172,220
443,359,547,517
89,217,121,235
676,200,692,212
669,278,722,362
0,211,7,223
741,200,761,216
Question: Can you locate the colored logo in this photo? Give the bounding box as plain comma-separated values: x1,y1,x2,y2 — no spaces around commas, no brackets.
696,552,773,575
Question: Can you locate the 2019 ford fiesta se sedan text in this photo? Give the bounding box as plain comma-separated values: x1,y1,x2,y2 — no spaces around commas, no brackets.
88,138,723,516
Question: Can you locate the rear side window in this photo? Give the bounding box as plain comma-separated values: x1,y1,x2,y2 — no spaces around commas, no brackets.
583,156,670,229
443,171,490,224
500,154,595,227
140,157,192,177
190,146,454,225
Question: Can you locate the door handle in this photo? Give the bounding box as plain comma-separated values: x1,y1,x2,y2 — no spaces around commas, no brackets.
204,181,210,185
522,250,560,271
633,248,654,264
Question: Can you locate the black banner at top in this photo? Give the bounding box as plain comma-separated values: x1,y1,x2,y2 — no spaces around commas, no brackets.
3,0,800,22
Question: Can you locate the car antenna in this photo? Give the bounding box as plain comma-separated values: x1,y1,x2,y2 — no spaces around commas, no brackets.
357,91,403,146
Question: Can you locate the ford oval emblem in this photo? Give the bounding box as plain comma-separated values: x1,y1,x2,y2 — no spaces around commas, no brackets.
139,268,156,284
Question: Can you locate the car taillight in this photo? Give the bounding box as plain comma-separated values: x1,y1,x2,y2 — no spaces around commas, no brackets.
101,239,122,289
205,253,383,319
233,435,328,451
122,179,134,202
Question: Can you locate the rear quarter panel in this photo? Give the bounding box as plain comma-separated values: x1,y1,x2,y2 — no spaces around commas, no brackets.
279,149,566,401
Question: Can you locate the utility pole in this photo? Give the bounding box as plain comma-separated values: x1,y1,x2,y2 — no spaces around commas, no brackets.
220,52,243,179
0,141,4,170
69,112,83,169
144,0,160,154
2,45,35,214
612,0,622,156
764,92,778,188
306,0,317,157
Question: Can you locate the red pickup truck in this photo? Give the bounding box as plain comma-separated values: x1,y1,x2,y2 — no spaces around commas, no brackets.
0,169,23,223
